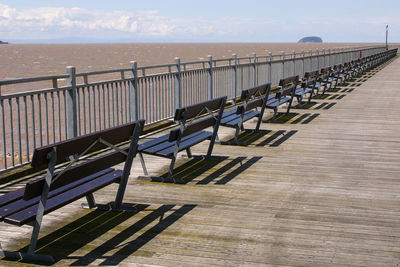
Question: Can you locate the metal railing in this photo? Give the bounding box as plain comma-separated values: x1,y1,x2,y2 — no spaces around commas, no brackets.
0,45,389,172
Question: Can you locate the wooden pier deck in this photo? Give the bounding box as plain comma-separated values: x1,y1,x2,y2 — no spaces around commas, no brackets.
1,56,400,266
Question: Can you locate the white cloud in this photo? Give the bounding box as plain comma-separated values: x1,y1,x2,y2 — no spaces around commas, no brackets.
0,3,255,41
0,2,398,42
0,3,182,40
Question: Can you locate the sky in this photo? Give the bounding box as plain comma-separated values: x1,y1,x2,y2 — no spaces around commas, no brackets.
0,0,399,43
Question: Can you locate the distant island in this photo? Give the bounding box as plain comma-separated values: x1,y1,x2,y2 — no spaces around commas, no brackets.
298,36,323,43
0,40,9,44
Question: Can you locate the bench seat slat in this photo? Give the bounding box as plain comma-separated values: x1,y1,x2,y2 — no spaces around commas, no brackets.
4,170,123,226
157,131,212,157
221,109,237,119
315,82,326,88
220,112,241,124
141,136,174,154
266,97,290,107
295,88,312,96
138,134,169,151
0,188,25,208
221,110,260,127
0,168,114,221
140,131,207,155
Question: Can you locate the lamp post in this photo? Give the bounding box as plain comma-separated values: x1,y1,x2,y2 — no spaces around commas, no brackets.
386,24,388,50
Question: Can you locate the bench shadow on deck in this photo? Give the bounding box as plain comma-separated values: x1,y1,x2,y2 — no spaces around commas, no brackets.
12,204,196,265
1,53,399,266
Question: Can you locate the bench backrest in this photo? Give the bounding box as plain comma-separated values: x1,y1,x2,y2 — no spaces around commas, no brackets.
278,75,299,97
237,83,271,113
31,121,144,168
240,83,270,102
174,97,226,122
319,67,331,81
303,70,319,88
25,120,145,200
169,96,226,142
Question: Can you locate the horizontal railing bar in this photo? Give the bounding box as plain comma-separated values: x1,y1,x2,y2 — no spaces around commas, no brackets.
75,68,130,77
0,75,69,85
0,86,72,99
0,45,387,87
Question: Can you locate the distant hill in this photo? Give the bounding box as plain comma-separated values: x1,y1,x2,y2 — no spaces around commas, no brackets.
298,36,323,43
0,40,9,44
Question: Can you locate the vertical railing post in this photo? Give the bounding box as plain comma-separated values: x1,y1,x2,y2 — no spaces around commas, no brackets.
174,57,181,109
268,52,272,84
340,48,343,63
316,49,319,70
232,54,238,102
292,50,296,76
66,66,77,139
207,55,213,100
129,61,139,121
309,50,313,71
301,50,305,76
280,51,285,79
252,52,257,87
327,49,331,67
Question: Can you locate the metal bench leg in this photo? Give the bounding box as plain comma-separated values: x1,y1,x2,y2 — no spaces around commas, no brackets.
85,193,96,209
287,97,294,114
255,115,263,131
0,149,57,263
296,95,303,106
0,242,54,262
138,152,149,176
186,148,192,158
165,157,184,184
307,92,313,103
234,126,240,143
271,107,278,121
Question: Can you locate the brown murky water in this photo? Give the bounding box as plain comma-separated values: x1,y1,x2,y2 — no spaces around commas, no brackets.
0,42,384,94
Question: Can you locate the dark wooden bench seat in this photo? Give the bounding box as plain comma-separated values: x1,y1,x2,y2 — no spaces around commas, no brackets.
4,170,123,226
0,168,115,221
266,76,298,120
138,96,226,184
220,83,271,144
0,119,144,262
139,129,213,158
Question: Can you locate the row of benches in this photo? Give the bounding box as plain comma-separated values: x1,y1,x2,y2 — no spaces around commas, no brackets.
0,48,397,262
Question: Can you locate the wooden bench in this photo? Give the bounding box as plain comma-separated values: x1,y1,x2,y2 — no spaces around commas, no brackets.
0,119,144,262
295,70,318,105
138,96,226,184
316,67,331,95
220,83,271,144
266,75,299,120
326,64,344,90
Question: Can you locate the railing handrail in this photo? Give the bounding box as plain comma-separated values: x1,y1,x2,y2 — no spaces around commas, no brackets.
0,44,395,173
0,45,387,93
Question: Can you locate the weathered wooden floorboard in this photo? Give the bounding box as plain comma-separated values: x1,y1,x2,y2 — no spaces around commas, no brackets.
1,57,400,266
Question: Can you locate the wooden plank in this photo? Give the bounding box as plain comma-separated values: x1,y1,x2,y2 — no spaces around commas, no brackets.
31,120,144,167
4,170,123,226
0,55,399,266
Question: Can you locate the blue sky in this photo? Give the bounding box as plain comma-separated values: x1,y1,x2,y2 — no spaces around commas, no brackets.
0,0,399,43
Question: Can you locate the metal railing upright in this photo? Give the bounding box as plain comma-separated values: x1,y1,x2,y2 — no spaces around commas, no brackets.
0,45,391,172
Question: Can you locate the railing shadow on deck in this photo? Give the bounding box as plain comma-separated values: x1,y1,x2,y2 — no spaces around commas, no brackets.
156,155,262,185
10,204,195,266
